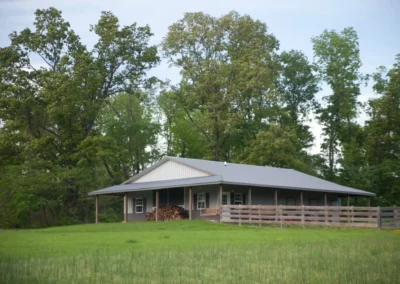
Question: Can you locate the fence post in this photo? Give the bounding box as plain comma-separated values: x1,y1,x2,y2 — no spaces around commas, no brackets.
347,204,350,223
280,205,283,229
239,204,242,226
301,205,305,229
351,206,354,224
394,207,398,228
325,205,328,224
258,205,261,227
377,206,381,229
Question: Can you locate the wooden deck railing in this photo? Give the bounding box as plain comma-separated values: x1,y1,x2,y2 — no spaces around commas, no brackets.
220,205,400,228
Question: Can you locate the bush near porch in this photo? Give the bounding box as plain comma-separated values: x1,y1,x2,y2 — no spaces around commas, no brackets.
0,221,399,283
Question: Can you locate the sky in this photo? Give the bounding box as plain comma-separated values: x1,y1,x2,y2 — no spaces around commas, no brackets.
1,0,399,153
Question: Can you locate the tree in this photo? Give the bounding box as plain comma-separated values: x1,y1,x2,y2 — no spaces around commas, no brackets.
312,28,362,179
363,55,400,205
0,8,159,227
158,90,207,158
278,49,319,149
237,125,309,172
162,11,280,161
78,91,161,184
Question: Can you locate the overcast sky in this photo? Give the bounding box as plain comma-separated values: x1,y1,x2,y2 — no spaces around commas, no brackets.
1,0,399,153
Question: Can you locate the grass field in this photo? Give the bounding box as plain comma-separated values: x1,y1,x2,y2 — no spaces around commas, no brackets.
0,221,399,283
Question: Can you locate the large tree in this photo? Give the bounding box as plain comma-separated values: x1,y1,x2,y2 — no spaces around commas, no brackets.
79,91,161,184
363,56,400,205
278,49,319,149
162,11,280,161
158,90,207,158
312,28,362,179
238,125,309,172
0,8,159,227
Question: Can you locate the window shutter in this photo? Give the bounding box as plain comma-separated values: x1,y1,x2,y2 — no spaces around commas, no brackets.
193,193,197,210
206,193,210,208
242,193,246,205
230,193,234,205
132,198,136,214
143,197,147,213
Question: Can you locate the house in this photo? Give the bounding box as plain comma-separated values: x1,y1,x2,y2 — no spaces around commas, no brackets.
88,156,375,222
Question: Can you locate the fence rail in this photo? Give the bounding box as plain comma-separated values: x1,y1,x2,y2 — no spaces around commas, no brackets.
220,205,400,228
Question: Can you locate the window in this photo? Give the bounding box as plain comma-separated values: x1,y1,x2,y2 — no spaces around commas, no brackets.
197,193,206,210
135,198,144,213
234,193,242,205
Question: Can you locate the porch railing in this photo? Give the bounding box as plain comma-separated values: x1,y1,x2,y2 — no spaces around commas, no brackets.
220,205,400,229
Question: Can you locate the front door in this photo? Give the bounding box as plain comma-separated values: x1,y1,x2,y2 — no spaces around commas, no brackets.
221,192,230,206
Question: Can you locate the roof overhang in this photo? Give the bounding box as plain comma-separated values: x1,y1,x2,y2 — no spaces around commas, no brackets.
221,181,376,197
88,177,375,197
88,176,222,196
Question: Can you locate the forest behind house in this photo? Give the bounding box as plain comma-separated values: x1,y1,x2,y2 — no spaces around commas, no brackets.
0,8,399,228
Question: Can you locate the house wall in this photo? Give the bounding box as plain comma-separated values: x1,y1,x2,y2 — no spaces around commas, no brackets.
184,185,220,210
125,191,153,214
133,160,210,183
183,185,341,210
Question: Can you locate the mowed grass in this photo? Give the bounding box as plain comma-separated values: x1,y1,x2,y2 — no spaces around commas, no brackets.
0,221,399,284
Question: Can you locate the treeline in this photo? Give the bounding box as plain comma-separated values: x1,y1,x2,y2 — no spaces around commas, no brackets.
0,8,399,228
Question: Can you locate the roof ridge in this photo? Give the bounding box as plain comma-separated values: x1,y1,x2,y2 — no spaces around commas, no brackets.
167,156,218,176
172,156,294,171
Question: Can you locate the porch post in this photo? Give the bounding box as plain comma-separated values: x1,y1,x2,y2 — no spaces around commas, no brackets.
347,195,350,207
324,193,328,224
155,190,159,222
368,197,371,219
189,187,192,220
300,191,303,206
124,193,128,222
95,195,99,224
274,189,278,205
248,187,252,205
219,184,223,207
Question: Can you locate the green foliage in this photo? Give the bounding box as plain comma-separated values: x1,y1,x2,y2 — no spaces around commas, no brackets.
278,49,319,151
0,7,159,228
237,125,309,172
162,11,280,160
362,56,400,205
99,207,121,223
0,8,399,228
312,27,362,179
158,90,207,158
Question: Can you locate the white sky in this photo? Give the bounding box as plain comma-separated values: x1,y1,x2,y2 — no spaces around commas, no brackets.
1,0,399,154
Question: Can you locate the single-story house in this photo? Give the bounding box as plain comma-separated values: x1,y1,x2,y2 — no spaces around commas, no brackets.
88,156,375,222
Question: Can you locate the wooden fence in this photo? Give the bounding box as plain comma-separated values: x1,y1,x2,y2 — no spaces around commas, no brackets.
380,207,400,228
220,205,400,228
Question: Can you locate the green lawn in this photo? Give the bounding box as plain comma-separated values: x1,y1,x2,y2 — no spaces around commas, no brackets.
0,221,399,283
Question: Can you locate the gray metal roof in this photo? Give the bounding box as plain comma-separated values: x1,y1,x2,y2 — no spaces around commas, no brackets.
88,176,221,196
89,156,375,196
168,157,375,196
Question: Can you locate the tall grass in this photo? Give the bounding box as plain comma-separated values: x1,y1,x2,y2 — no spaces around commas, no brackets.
0,222,399,283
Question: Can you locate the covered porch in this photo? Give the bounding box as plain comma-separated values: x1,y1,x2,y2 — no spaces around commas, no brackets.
93,183,371,223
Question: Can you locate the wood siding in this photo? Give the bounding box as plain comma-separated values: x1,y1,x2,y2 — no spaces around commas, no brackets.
133,160,210,183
